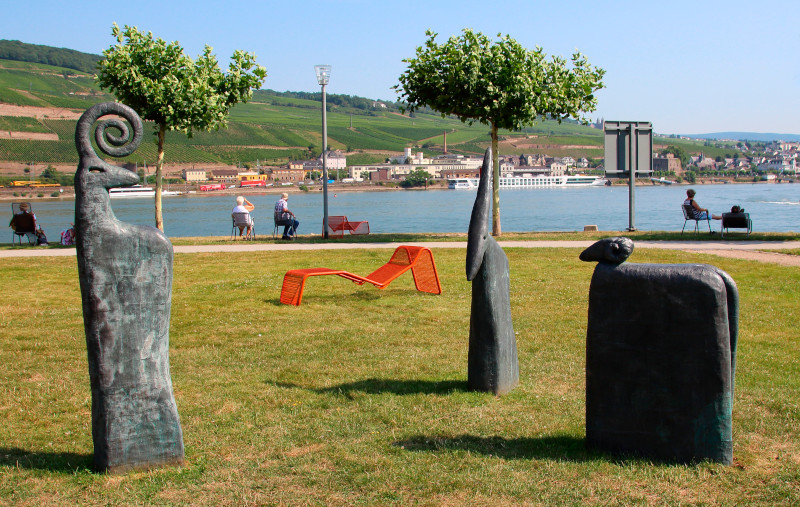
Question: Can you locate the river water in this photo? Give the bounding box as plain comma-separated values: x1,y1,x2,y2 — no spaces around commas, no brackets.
20,183,800,238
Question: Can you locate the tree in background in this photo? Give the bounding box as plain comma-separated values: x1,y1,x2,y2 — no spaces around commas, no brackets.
395,29,604,235
400,168,433,188
97,23,267,231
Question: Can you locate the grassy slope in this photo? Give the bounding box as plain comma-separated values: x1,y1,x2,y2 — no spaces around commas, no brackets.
0,247,797,504
0,59,745,168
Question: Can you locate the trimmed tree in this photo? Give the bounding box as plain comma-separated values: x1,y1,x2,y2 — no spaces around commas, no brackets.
97,23,267,231
395,29,604,235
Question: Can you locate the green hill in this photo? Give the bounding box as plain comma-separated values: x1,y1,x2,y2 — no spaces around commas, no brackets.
1,50,741,172
0,39,103,74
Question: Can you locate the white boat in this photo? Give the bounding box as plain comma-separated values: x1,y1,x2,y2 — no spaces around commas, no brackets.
448,174,607,189
109,185,182,198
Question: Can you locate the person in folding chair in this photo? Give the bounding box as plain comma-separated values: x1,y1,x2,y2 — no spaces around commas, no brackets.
231,196,255,240
9,202,38,244
274,192,299,240
683,189,722,221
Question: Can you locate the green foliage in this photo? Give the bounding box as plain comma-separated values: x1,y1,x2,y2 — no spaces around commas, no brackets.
0,39,103,73
395,29,605,130
95,23,267,230
96,24,267,137
396,29,604,234
400,168,433,188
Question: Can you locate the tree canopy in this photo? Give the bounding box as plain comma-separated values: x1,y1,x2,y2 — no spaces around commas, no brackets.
395,29,604,235
96,23,267,230
400,168,433,188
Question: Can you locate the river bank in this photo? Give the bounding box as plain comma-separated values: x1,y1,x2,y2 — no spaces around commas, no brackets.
1,175,791,203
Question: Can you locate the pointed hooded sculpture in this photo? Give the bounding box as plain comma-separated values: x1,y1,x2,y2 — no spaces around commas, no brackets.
465,148,518,395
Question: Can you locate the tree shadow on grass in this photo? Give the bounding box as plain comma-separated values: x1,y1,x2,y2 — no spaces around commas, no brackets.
0,447,93,473
270,378,469,397
393,434,600,462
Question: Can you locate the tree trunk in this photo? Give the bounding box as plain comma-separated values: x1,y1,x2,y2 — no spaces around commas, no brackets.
155,124,165,232
491,122,501,236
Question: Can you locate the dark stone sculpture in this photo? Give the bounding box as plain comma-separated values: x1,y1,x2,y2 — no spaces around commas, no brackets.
74,102,184,472
466,148,519,395
581,237,738,464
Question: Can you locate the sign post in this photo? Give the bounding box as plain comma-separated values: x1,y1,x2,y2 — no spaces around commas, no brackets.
604,121,653,231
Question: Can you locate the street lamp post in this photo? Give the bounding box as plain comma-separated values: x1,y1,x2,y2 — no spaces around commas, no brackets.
315,64,331,238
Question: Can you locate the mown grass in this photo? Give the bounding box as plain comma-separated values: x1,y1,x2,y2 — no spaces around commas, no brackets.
1,246,798,505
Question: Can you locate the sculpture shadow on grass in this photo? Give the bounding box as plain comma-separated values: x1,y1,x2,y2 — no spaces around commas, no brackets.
0,447,93,473
269,378,468,397
393,435,711,465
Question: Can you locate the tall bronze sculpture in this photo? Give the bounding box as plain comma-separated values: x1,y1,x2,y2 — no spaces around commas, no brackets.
581,237,738,464
466,149,518,395
74,102,184,472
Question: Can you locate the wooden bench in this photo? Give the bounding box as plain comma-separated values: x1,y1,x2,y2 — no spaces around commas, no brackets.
327,215,369,237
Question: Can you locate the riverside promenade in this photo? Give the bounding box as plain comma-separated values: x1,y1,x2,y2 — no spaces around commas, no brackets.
4,240,800,266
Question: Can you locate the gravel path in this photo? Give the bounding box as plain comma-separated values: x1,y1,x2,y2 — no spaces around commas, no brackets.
3,240,800,266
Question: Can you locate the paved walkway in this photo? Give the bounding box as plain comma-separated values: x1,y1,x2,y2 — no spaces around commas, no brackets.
4,240,800,266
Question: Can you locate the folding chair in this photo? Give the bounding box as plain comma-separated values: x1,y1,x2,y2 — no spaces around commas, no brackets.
681,204,711,234
231,211,255,240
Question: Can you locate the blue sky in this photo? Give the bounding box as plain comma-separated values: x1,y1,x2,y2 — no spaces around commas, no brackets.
3,0,798,135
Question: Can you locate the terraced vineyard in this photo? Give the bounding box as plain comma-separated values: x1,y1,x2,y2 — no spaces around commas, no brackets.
1,57,734,174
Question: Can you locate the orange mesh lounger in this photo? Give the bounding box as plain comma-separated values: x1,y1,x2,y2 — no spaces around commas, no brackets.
280,245,442,305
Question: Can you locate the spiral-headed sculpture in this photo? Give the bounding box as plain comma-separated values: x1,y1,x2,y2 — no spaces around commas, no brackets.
74,102,184,473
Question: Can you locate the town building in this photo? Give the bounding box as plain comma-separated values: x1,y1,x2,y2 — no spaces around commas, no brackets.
653,153,683,175
182,168,207,182
209,168,239,183
271,166,306,182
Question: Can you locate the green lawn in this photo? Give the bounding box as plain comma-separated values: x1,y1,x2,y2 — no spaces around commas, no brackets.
1,246,798,504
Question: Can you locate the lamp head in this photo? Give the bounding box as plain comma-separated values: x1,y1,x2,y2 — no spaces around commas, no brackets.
314,65,331,85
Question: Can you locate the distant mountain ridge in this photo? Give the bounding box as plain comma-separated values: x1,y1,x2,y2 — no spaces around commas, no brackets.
683,132,800,143
0,39,102,74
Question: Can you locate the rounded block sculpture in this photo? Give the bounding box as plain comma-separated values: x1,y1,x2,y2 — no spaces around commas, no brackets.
581,238,738,464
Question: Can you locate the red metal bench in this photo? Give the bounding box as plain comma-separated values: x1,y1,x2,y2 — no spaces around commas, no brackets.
327,215,370,237
280,245,442,306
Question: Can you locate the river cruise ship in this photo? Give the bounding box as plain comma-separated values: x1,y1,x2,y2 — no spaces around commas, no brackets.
448,174,607,189
109,185,182,198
